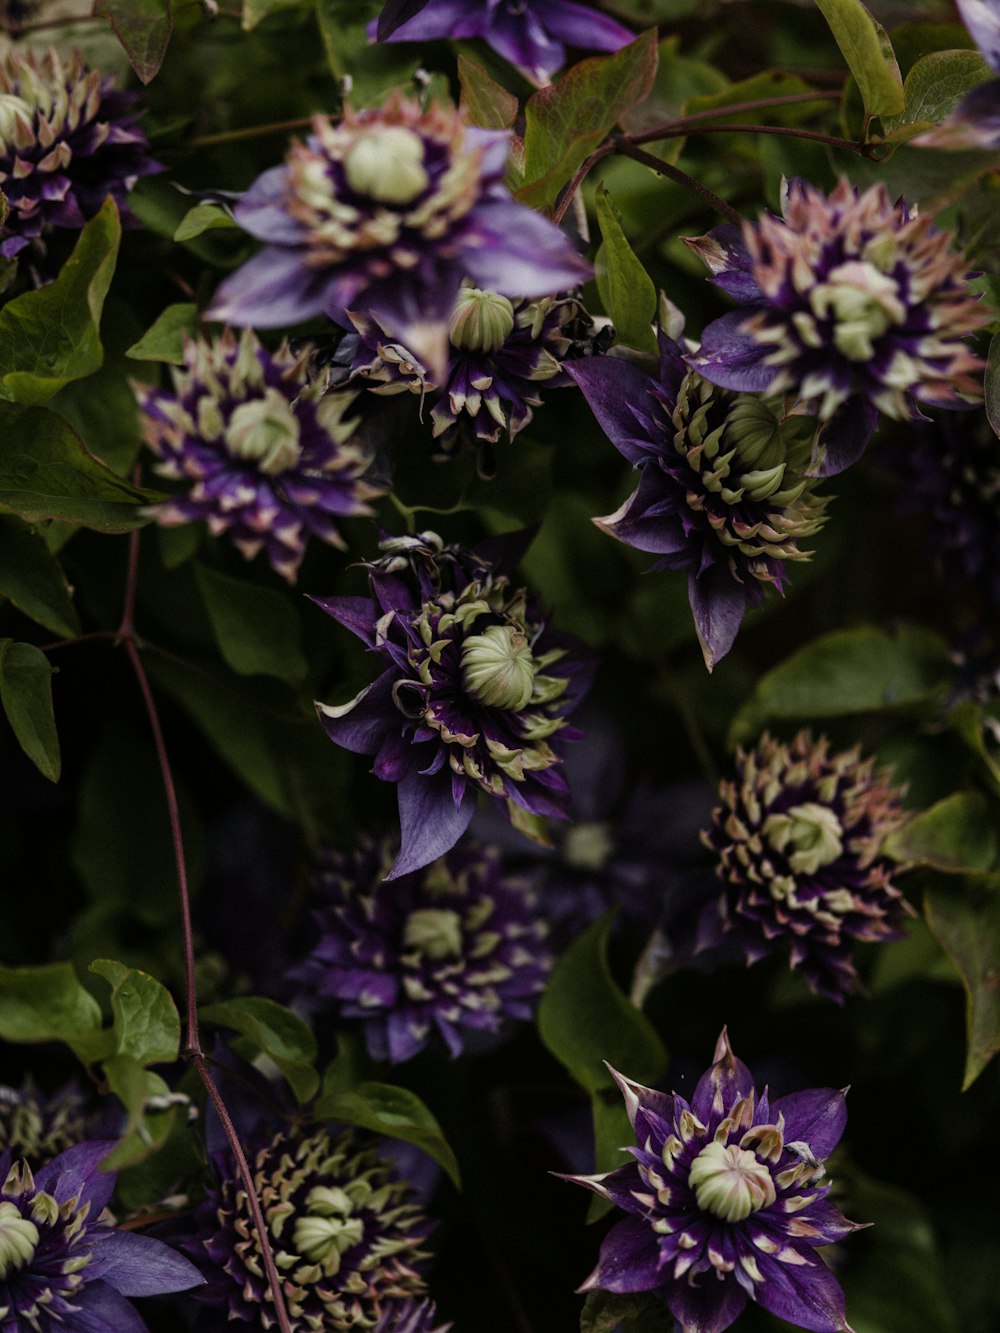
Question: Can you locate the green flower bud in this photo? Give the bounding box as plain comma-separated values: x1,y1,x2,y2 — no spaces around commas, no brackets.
688,1141,776,1222
0,1201,39,1279
461,623,535,711
224,389,303,474
343,126,429,206
763,801,844,876
403,908,464,961
449,287,516,354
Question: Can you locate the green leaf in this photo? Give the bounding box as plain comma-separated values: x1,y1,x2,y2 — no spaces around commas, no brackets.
314,1082,461,1189
538,913,667,1095
242,0,301,30
728,623,952,747
100,1060,177,1170
580,1290,666,1333
815,0,904,118
201,996,319,1103
881,49,992,141
518,30,659,211
0,514,80,637
885,792,1000,875
174,204,239,243
0,638,60,781
594,183,657,355
457,55,518,130
194,563,308,684
0,199,121,405
0,961,104,1054
94,0,173,84
925,878,1000,1089
0,405,158,532
90,959,181,1066
126,303,200,365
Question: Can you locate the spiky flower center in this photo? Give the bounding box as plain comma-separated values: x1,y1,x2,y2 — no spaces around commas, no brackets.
449,287,516,354
292,1186,366,1273
224,389,303,474
0,1200,38,1278
0,93,33,143
808,260,907,361
763,802,844,877
403,908,464,961
461,623,536,711
688,1140,777,1222
343,126,429,205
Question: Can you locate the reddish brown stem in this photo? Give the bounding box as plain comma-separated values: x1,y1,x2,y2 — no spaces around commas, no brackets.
614,141,744,226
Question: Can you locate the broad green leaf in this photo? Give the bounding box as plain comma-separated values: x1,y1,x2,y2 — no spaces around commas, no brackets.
242,0,301,30
174,204,239,243
0,961,104,1055
881,49,992,141
201,996,319,1103
194,563,308,684
101,1060,177,1169
0,199,121,405
815,0,904,118
0,514,80,637
314,1082,461,1189
90,959,181,1066
457,55,518,130
985,331,1000,441
0,638,60,781
925,878,1000,1089
594,183,657,355
0,404,157,532
315,0,423,104
538,913,667,1095
94,0,172,84
518,30,659,212
682,70,828,123
580,1290,667,1333
885,792,1000,875
728,624,952,747
126,303,200,365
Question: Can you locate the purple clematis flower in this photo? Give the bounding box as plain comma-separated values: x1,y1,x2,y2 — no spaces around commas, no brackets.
314,530,593,879
295,833,551,1062
564,1030,865,1333
913,1,1000,148
373,0,635,82
0,48,159,265
206,93,591,375
0,1141,203,1332
0,1082,87,1168
686,178,988,477
569,333,830,669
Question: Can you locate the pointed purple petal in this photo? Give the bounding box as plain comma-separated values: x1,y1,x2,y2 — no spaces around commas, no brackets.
688,569,747,672
376,0,433,40
464,201,591,296
566,358,661,465
754,1250,849,1332
35,1141,118,1213
87,1230,205,1296
317,667,398,755
770,1087,848,1159
534,0,634,52
205,248,332,328
664,1270,748,1333
808,396,877,477
691,1029,755,1122
688,312,776,394
232,165,307,245
581,1214,662,1294
309,594,380,646
389,769,476,879
58,1281,151,1333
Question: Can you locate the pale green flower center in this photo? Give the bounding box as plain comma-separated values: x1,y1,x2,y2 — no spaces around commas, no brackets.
763,801,844,876
0,94,34,143
562,821,614,872
809,260,907,361
688,1140,776,1222
403,908,464,961
293,1185,365,1271
449,287,516,354
343,126,429,206
0,1200,39,1279
224,390,302,475
461,624,535,711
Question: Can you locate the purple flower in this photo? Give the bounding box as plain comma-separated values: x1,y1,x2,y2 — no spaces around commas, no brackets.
564,1030,864,1333
137,328,380,582
700,731,912,1001
569,335,830,669
0,1083,86,1167
373,0,635,82
0,1141,202,1332
206,94,591,374
0,48,159,263
192,1126,434,1330
375,1297,451,1332
296,834,551,1062
687,178,988,476
314,530,593,878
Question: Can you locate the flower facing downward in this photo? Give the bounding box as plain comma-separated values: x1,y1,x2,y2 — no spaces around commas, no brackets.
297,835,551,1062
565,1030,864,1333
0,48,159,263
687,178,988,476
193,1127,434,1332
314,531,593,878
137,328,379,582
0,1142,202,1332
701,731,911,1001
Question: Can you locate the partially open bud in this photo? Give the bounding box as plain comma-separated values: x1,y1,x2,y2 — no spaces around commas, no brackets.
461,623,535,710
225,389,303,474
688,1140,776,1222
764,801,844,876
449,287,516,354
343,125,429,205
0,1201,38,1279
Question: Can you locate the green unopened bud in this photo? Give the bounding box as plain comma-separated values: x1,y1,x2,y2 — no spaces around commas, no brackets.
810,261,906,361
225,389,302,474
403,908,464,961
0,1201,39,1279
343,126,429,205
293,1212,364,1267
764,802,843,876
449,287,515,354
723,396,783,467
461,624,535,711
688,1141,776,1222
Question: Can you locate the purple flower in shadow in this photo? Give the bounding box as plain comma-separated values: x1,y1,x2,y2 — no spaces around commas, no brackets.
563,1030,865,1333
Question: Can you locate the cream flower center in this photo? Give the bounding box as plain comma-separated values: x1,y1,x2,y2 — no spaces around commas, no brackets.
461,624,535,711
343,126,429,206
293,1185,365,1272
403,908,464,961
0,1200,39,1279
763,801,844,876
688,1140,776,1222
225,390,302,475
809,260,907,361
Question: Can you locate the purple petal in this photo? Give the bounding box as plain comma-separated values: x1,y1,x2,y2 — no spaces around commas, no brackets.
691,1029,754,1122
808,396,878,477
754,1250,849,1332
205,248,332,328
566,359,661,466
914,79,1000,147
688,568,747,672
560,1161,645,1212
958,0,1000,70
389,768,476,879
770,1087,848,1159
310,594,380,646
484,4,565,73
87,1230,205,1296
34,1140,118,1213
376,0,433,40
316,667,398,755
232,165,307,245
664,1271,748,1333
580,1214,663,1294
609,1066,675,1133
685,223,760,301
595,474,688,558
59,1281,152,1333
464,201,592,296
376,0,484,43
534,0,634,52
688,312,776,394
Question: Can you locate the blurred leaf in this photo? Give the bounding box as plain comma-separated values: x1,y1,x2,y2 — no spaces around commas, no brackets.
0,638,59,781
126,303,200,365
458,55,518,130
0,961,105,1057
580,1290,665,1333
0,514,80,637
0,405,158,532
315,0,424,104
885,792,1000,875
314,1081,461,1189
682,70,827,122
0,199,121,405
242,0,303,30
194,563,308,684
94,0,173,83
815,0,904,118
620,34,727,137
539,912,667,1096
201,996,319,1102
594,183,657,355
174,204,239,242
881,49,992,141
728,623,952,747
519,30,659,211
90,959,181,1065
101,1059,177,1169
925,878,1000,1089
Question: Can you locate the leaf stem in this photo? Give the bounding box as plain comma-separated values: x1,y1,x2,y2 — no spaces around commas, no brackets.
613,141,745,227
189,116,314,148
